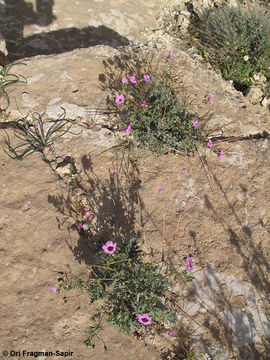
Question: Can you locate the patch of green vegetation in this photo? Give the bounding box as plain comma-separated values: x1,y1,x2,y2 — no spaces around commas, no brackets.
188,2,270,95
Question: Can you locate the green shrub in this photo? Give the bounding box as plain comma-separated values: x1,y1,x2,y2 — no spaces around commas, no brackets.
100,48,210,156
58,237,193,349
188,2,270,93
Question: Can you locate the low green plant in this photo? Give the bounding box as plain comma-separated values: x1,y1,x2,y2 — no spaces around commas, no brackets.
188,1,270,93
112,57,210,155
3,108,73,160
0,63,26,116
57,236,193,349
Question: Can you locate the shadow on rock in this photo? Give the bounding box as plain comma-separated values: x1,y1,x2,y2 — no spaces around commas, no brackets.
0,0,130,61
184,157,270,359
48,152,144,265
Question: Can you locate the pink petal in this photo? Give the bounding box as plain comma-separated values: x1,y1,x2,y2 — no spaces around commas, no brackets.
61,154,66,159
158,188,164,194
182,168,187,173
123,124,132,133
143,74,151,83
51,288,57,293
193,119,199,128
218,151,225,159
209,96,214,105
129,76,137,84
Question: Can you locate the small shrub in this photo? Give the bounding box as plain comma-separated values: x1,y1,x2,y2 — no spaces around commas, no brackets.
188,2,270,93
100,48,210,156
58,237,193,349
117,66,210,154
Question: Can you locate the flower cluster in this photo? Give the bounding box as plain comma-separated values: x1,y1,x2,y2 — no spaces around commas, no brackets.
115,74,151,107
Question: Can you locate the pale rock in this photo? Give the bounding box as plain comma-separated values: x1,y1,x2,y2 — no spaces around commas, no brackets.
228,0,239,7
253,73,267,84
54,163,73,179
0,31,8,66
246,87,264,104
21,92,39,108
46,102,85,120
261,97,270,108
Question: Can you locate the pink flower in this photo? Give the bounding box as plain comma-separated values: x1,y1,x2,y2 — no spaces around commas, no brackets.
143,74,151,83
36,121,40,127
136,313,152,326
51,288,58,293
209,96,214,105
61,154,66,159
112,172,117,177
115,94,125,104
123,123,132,134
78,223,83,228
89,124,94,128
86,164,92,170
140,102,148,108
207,138,213,148
102,241,117,254
168,52,173,60
193,119,199,128
168,331,174,337
122,77,127,83
186,256,194,271
87,214,93,220
182,168,187,173
158,188,164,194
129,76,137,84
218,150,225,159
82,207,87,212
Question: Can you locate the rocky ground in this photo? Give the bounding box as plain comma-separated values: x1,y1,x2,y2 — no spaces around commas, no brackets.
0,1,270,360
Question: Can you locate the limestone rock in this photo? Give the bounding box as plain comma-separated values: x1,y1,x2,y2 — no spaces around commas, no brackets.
253,73,267,85
0,31,9,66
261,97,270,108
54,163,73,179
246,87,264,105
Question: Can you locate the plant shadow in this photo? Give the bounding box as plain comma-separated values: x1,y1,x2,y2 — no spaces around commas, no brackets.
182,156,270,359
48,151,144,264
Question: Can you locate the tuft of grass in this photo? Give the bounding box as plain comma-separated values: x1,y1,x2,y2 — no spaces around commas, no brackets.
188,1,270,94
0,62,26,118
3,108,73,160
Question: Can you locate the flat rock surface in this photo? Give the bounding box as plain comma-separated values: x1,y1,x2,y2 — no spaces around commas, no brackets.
0,0,162,60
0,1,270,360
